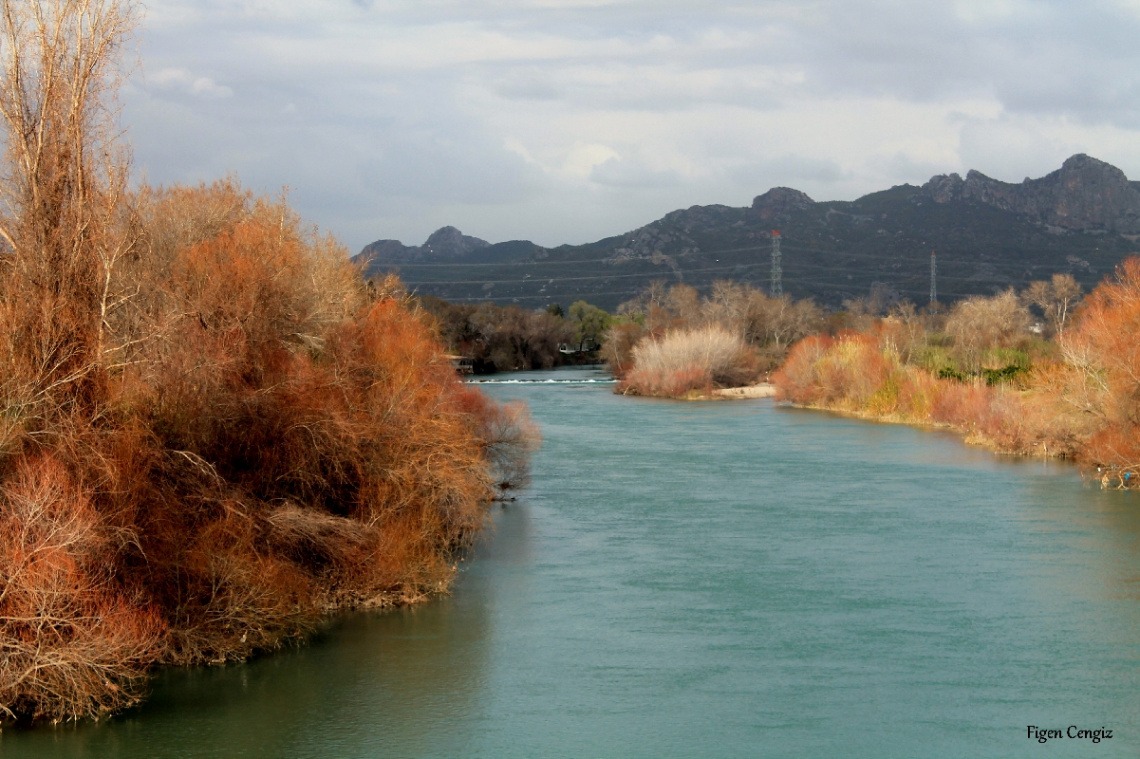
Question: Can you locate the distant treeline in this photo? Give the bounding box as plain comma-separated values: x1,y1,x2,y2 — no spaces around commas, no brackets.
416,297,612,373
415,280,825,386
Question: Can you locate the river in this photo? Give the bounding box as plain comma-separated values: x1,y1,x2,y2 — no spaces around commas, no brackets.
4,366,1139,757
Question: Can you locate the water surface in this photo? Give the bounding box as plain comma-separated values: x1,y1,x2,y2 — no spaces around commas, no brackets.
5,366,1139,757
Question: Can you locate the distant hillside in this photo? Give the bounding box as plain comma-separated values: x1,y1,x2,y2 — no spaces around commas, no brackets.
354,154,1140,312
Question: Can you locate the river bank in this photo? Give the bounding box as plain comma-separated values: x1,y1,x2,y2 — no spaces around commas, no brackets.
713,383,777,399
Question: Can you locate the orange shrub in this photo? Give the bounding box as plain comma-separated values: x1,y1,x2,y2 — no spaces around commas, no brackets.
0,183,535,724
894,366,940,419
774,333,892,410
620,364,714,398
1060,257,1140,476
772,334,834,404
773,327,1051,455
0,456,164,724
0,1,534,723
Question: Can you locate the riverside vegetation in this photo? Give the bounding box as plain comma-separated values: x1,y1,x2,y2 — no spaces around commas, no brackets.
0,0,536,726
607,281,823,397
605,268,1140,488
771,269,1140,486
417,297,611,373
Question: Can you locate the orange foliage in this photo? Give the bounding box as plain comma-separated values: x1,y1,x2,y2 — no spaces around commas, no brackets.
619,364,714,398
772,335,834,404
0,183,535,723
0,2,534,723
1061,257,1140,477
773,329,1048,455
0,456,163,723
775,332,892,409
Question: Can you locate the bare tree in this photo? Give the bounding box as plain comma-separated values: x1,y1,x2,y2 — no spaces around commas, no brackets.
617,279,668,318
1023,273,1082,338
884,300,927,364
0,0,150,724
704,280,748,335
0,0,138,432
945,289,1031,371
665,283,702,326
745,291,823,351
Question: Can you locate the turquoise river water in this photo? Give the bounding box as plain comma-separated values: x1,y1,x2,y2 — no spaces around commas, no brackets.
3,366,1139,757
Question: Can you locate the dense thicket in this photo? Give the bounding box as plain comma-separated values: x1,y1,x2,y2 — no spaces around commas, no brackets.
0,1,536,724
0,181,539,726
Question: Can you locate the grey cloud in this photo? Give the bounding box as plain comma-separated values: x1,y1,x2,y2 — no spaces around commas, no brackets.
872,153,950,186
145,68,234,98
730,155,848,189
493,68,566,100
995,73,1140,129
589,156,682,188
364,132,549,205
126,0,1140,250
790,1,1140,125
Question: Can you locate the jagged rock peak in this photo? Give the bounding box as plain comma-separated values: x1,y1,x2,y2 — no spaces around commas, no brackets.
422,226,490,256
1059,152,1126,178
751,187,815,220
357,238,412,262
357,226,491,264
922,154,1140,233
922,173,964,203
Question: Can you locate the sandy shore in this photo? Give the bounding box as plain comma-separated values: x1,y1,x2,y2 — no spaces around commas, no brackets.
713,383,777,399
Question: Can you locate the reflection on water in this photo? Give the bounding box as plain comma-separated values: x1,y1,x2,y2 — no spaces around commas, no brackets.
5,366,1140,758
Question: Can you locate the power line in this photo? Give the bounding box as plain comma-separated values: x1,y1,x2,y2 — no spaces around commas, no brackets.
426,272,1019,304
403,254,1070,288
391,230,1124,305
371,238,1125,274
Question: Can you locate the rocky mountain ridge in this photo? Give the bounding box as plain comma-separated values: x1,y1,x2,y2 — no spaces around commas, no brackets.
356,155,1140,311
920,154,1140,234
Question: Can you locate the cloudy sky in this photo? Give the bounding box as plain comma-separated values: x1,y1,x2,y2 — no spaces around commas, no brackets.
124,0,1140,253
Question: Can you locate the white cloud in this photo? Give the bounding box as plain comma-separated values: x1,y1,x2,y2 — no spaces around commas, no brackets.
589,156,682,188
147,68,233,98
562,143,621,180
